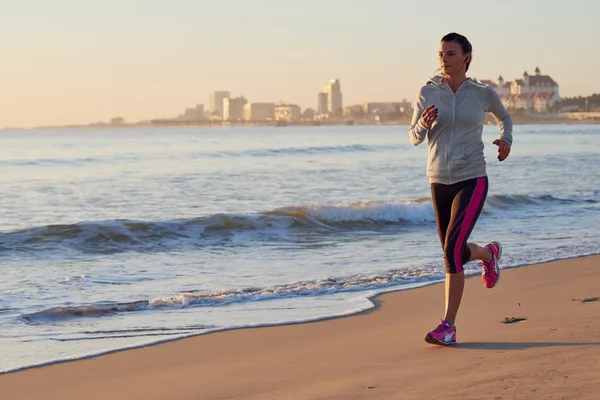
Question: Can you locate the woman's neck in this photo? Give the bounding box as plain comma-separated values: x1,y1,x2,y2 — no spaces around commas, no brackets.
443,73,467,93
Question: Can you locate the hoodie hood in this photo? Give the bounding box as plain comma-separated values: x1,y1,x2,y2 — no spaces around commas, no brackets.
426,75,478,87
427,75,445,85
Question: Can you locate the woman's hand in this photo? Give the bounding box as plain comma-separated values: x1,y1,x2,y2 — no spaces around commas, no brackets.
493,139,511,161
419,105,438,129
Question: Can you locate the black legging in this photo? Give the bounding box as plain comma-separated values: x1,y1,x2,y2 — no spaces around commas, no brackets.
431,176,488,274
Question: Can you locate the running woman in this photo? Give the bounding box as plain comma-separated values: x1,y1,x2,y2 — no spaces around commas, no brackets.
408,32,513,346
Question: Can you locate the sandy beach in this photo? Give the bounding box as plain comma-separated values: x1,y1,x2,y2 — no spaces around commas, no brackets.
2,255,599,400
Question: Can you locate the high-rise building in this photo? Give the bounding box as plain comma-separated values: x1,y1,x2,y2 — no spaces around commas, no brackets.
244,103,275,121
317,92,329,115
223,96,247,121
318,79,343,115
209,91,231,117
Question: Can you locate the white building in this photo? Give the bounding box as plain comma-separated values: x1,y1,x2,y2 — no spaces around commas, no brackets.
318,79,343,115
244,103,275,121
223,96,247,121
274,103,301,121
480,67,560,112
362,101,412,116
479,76,511,96
209,91,230,117
317,92,329,115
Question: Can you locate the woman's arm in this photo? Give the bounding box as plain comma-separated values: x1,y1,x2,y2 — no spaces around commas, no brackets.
486,86,513,146
408,90,431,146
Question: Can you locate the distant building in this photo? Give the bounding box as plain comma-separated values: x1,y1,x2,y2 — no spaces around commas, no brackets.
275,103,301,121
302,108,316,121
244,103,275,121
223,96,247,121
344,105,365,119
109,117,125,125
176,104,205,121
209,91,231,117
362,101,412,116
480,76,510,97
319,79,343,115
317,92,329,115
480,67,560,112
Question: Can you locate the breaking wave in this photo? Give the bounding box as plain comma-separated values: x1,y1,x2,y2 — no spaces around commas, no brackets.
0,194,591,254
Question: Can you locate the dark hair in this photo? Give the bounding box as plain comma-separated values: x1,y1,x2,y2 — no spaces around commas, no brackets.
441,32,472,72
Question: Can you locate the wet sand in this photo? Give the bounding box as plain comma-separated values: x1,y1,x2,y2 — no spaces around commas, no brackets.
2,255,599,399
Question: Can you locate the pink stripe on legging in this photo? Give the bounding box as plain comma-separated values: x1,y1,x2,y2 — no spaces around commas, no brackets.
447,207,468,244
453,177,486,273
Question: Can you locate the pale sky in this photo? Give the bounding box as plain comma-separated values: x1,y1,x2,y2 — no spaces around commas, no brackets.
1,0,598,128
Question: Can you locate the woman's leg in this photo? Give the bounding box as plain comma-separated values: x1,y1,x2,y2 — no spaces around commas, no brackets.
446,227,496,322
431,182,455,313
444,271,464,327
467,243,492,263
431,183,464,323
441,176,488,326
431,184,453,249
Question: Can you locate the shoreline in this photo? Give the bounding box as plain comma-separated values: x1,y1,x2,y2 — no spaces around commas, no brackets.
2,253,595,377
2,118,599,131
2,254,600,399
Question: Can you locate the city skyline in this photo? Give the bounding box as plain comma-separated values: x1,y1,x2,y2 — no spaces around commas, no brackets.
54,66,568,126
205,78,345,121
0,69,577,128
2,0,599,128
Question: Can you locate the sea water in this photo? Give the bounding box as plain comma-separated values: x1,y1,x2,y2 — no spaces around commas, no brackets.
1,124,599,372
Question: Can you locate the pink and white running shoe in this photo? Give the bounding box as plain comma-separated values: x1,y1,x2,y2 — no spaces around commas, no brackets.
425,320,456,346
482,241,502,289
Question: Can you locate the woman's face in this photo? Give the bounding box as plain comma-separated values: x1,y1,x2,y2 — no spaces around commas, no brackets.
439,41,468,76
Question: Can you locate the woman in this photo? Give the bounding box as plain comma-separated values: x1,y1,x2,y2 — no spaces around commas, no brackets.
408,32,513,346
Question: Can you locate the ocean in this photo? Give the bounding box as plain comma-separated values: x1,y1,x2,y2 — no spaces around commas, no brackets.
1,124,599,373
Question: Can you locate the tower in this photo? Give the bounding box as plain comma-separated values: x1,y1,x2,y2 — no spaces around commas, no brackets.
523,71,530,86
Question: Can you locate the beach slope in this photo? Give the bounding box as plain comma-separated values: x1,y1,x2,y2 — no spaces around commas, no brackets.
2,255,599,399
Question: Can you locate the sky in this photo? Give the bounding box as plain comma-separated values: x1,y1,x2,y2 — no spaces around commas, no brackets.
1,0,598,128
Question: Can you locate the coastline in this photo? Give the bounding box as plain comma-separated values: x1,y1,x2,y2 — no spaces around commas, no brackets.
2,254,599,399
2,116,599,131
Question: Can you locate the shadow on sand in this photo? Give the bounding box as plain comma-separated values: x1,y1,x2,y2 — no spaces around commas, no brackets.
456,342,600,351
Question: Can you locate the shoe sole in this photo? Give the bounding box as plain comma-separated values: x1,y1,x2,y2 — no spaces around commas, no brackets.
492,241,502,286
424,333,455,346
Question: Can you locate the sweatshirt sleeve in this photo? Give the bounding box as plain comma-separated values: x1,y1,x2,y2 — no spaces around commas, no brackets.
408,88,429,146
486,86,513,146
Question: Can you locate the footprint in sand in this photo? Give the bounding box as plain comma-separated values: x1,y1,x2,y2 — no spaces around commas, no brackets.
502,317,527,324
571,297,600,303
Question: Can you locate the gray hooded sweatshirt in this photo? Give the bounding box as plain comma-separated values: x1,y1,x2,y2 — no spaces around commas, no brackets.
408,75,513,185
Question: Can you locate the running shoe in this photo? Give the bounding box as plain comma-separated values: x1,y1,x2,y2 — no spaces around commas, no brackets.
425,319,456,346
482,241,502,289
